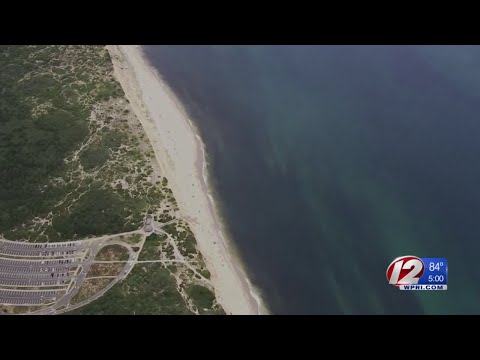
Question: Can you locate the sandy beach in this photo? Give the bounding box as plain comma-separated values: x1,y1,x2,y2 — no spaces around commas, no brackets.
107,45,263,315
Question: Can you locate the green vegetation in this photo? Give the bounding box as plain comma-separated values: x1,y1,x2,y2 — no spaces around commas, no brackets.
0,45,221,315
163,222,197,257
52,188,135,238
68,263,193,315
0,46,102,237
102,130,128,151
203,309,227,315
186,285,216,312
163,243,175,259
95,244,129,261
87,262,125,277
0,45,164,242
70,278,113,305
161,177,168,187
158,213,174,222
0,104,87,235
118,233,143,245
79,143,109,170
163,223,179,238
182,232,197,256
139,233,166,261
199,269,211,280
0,306,36,315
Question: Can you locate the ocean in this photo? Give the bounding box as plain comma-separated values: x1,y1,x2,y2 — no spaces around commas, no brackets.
143,45,480,314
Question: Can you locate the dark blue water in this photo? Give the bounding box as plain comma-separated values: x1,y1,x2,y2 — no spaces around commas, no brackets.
144,45,480,314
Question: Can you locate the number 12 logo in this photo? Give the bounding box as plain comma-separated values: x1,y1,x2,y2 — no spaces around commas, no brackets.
386,256,425,286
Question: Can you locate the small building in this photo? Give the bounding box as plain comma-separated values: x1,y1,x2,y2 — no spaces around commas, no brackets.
145,215,152,225
143,215,154,232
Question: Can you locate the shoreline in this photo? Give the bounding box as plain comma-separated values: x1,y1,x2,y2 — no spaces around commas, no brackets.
107,45,265,315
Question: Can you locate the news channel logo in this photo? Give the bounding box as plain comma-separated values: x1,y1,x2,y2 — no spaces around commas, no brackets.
386,256,448,290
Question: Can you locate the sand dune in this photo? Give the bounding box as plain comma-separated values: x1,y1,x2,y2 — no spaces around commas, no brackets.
107,45,263,315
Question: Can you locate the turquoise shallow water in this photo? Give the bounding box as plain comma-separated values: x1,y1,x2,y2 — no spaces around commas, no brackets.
144,45,480,314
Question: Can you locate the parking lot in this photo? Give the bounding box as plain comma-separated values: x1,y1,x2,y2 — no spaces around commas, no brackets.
0,239,93,307
0,241,81,251
0,257,80,267
0,289,65,306
0,231,137,313
0,240,85,258
0,279,70,287
0,258,80,273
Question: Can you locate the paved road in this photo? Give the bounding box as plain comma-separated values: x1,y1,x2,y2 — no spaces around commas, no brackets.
0,240,86,258
0,289,64,306
51,246,137,315
28,232,143,315
1,218,177,315
0,238,98,310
